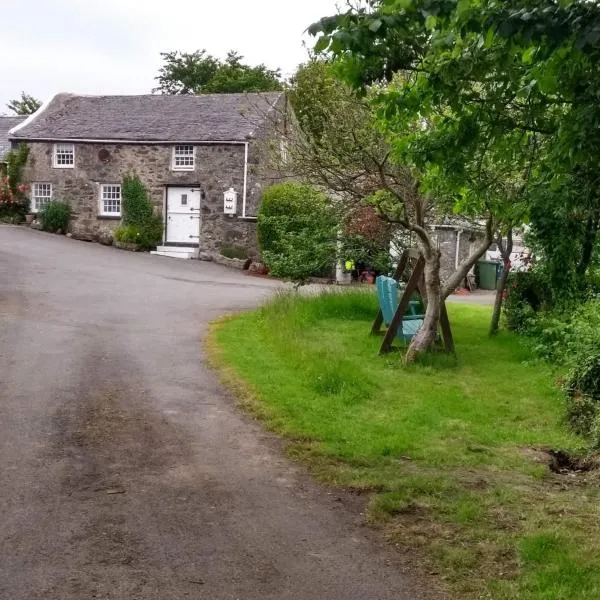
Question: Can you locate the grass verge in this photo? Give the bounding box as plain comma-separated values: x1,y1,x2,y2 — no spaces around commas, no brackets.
207,290,600,599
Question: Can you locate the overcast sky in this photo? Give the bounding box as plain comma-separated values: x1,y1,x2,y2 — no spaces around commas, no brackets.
0,0,340,114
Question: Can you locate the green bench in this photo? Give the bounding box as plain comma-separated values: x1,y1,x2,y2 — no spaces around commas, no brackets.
375,275,425,341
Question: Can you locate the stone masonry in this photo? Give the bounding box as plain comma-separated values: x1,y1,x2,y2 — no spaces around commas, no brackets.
20,138,282,257
435,227,486,282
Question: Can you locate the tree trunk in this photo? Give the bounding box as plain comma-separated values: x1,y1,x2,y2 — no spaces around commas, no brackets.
405,249,442,363
489,230,513,336
576,216,598,277
489,261,510,336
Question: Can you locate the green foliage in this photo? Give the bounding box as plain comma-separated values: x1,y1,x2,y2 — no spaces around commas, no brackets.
121,173,153,226
289,60,348,142
565,352,600,446
257,182,337,283
119,174,163,251
7,92,41,116
5,144,29,189
0,144,30,219
507,292,600,446
154,50,282,94
114,224,140,244
528,172,600,299
503,271,553,332
310,0,600,297
220,246,248,260
514,299,600,366
137,213,164,250
114,214,163,251
39,200,71,233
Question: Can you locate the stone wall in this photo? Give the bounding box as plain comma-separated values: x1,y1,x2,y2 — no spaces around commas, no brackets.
20,138,278,256
435,227,486,284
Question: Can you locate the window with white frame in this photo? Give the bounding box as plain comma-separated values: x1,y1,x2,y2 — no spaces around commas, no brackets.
172,145,195,170
99,184,121,216
31,183,53,212
53,143,75,168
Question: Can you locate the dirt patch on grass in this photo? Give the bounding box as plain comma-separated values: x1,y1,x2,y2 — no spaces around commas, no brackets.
522,446,600,475
547,449,600,474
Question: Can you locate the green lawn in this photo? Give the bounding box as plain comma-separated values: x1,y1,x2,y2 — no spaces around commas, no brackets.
208,290,600,599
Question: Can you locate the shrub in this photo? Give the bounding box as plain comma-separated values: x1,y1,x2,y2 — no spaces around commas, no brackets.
119,173,163,250
565,351,600,446
257,182,337,283
503,270,553,332
220,246,248,260
137,213,164,250
114,224,141,244
341,203,392,273
114,213,163,251
39,200,71,233
523,299,600,365
121,173,153,226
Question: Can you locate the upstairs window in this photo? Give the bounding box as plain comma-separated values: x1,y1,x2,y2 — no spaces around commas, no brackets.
172,145,195,171
53,143,75,168
99,184,121,216
31,182,53,212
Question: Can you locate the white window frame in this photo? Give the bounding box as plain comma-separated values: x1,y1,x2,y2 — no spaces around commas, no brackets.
53,143,75,168
171,145,196,171
31,182,53,213
99,184,122,217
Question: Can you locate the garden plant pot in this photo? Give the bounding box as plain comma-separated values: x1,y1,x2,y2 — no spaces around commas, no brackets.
25,214,35,225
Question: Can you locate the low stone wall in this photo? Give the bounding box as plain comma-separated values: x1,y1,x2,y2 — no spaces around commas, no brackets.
210,253,250,270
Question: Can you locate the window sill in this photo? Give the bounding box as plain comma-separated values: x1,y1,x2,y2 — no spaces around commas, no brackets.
52,165,75,169
97,215,121,220
171,167,196,172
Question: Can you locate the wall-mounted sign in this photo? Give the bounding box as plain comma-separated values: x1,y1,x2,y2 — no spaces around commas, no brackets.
223,187,238,215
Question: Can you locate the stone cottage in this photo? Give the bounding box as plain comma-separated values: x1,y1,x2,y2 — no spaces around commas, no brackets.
9,92,288,257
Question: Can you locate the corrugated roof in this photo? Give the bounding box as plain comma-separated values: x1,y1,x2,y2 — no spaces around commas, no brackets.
0,116,26,159
9,92,284,143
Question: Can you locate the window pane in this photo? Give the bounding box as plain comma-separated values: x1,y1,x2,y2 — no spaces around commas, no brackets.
54,144,74,166
173,145,195,169
100,184,121,215
32,182,52,211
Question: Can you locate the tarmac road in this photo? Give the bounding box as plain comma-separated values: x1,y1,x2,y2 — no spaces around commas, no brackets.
0,226,440,600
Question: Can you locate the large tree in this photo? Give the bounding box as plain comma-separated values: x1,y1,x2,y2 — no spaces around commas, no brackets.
311,0,600,301
283,60,495,360
154,50,282,94
7,92,41,116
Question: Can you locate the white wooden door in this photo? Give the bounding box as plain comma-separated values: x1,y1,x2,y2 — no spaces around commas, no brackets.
166,187,201,245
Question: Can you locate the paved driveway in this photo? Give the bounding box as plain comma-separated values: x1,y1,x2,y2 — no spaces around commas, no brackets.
0,226,437,600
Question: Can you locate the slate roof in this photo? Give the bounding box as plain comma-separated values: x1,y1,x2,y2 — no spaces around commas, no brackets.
9,92,284,143
0,116,26,159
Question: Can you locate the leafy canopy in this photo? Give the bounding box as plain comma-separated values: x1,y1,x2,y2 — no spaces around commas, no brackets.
310,0,600,297
7,92,41,116
154,50,282,94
